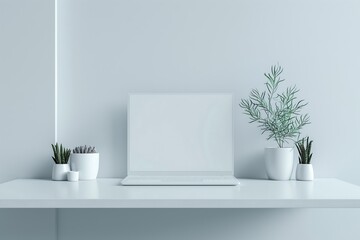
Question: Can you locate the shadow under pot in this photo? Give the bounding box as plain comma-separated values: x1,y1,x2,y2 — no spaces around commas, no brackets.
70,153,99,180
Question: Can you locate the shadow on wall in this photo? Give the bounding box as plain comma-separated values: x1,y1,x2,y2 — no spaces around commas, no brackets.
110,105,127,177
1,152,53,183
236,151,267,179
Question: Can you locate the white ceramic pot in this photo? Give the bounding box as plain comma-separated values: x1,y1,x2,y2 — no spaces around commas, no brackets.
265,147,294,181
296,164,314,181
67,171,79,182
52,164,70,181
70,153,99,180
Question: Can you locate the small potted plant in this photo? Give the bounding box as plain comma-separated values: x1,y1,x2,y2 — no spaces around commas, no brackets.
51,143,71,181
295,137,314,181
70,145,99,180
240,65,310,180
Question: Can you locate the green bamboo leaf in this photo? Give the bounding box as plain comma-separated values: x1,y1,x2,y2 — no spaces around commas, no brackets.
240,64,310,148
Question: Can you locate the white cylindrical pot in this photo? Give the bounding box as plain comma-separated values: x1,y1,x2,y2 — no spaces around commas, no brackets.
265,147,294,181
52,164,70,181
67,171,79,182
70,153,99,180
296,164,314,181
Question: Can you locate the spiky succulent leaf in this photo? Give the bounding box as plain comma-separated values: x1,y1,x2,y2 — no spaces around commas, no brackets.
72,145,97,154
56,144,61,164
296,137,313,164
51,144,56,158
51,143,71,164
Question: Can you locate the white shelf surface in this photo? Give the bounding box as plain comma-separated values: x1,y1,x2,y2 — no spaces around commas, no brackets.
1,178,360,208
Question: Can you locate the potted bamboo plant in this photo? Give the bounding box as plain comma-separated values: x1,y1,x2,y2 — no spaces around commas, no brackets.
295,137,314,181
240,65,310,180
51,143,71,181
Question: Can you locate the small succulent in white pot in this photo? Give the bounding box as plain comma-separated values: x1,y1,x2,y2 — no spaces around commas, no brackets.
51,143,71,181
240,65,310,180
70,145,99,180
295,137,314,181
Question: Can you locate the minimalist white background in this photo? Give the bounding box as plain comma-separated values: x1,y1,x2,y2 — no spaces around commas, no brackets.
1,0,360,239
0,0,55,239
0,0,55,183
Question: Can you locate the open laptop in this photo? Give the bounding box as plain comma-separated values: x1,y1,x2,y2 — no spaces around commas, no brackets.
121,93,239,186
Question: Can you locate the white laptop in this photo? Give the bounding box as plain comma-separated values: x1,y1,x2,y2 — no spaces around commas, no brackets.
121,93,239,186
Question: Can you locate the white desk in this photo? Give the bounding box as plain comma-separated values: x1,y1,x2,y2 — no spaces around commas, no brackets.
1,178,360,208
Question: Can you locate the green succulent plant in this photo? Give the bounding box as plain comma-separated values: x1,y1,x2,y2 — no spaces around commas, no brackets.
51,143,71,164
239,64,310,148
73,145,97,154
296,137,313,164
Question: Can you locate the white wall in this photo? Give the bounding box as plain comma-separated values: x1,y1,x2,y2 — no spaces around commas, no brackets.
0,0,55,183
1,0,360,240
0,0,56,239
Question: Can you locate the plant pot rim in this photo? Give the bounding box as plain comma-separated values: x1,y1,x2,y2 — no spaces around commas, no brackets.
298,163,313,165
54,163,69,165
71,152,99,155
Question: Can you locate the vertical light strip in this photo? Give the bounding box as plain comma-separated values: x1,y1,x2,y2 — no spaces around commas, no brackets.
55,0,58,143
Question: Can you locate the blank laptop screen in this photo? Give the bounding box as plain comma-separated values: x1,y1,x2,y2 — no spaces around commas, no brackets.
128,94,233,173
